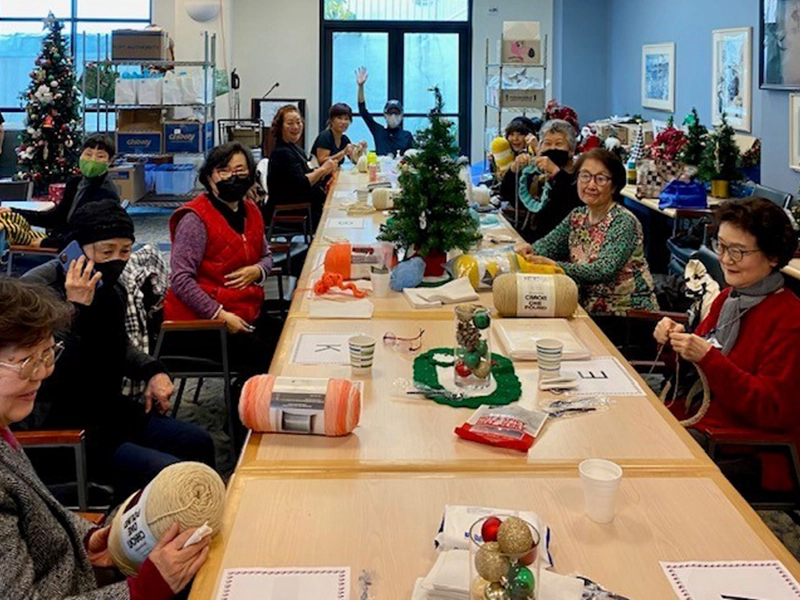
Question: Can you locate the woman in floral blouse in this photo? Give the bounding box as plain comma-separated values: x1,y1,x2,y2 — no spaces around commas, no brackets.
520,148,658,315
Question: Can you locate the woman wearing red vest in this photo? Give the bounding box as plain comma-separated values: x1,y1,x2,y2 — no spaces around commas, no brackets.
164,142,274,375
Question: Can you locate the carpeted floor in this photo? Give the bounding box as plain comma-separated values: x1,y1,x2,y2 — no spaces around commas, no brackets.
128,206,800,561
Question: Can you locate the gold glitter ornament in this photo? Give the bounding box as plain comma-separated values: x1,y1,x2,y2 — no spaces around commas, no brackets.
484,581,508,599
475,542,510,582
470,576,491,599
497,517,534,555
473,359,492,379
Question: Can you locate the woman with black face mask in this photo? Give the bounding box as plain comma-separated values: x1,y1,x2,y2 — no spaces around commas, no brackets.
164,142,275,380
517,119,583,243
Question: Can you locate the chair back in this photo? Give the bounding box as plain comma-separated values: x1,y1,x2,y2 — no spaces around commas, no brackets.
256,158,269,196
0,180,33,201
692,244,727,289
752,184,793,209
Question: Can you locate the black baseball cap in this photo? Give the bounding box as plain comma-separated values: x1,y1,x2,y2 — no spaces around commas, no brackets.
383,100,403,114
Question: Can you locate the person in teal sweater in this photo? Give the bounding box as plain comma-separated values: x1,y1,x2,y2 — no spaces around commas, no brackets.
519,148,658,315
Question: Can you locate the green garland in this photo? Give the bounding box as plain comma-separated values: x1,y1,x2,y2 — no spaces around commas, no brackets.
412,347,522,408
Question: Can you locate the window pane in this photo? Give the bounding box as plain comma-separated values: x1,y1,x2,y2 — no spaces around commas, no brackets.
77,0,150,19
0,22,47,108
403,33,459,114
0,0,71,18
324,0,468,21
403,116,460,152
331,31,387,113
340,117,372,151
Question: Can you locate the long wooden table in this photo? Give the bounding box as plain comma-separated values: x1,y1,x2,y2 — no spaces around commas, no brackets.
188,166,800,599
190,470,800,600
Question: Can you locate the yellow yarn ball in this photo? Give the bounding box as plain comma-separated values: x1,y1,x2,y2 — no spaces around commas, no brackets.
490,137,514,177
451,254,480,289
108,462,226,576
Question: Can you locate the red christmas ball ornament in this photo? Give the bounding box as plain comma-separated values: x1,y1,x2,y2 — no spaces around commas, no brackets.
455,361,472,378
519,546,537,566
42,115,55,129
481,516,502,543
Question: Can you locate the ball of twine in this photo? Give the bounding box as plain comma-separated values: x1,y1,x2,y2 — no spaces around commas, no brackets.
239,374,361,437
492,273,578,317
108,462,225,576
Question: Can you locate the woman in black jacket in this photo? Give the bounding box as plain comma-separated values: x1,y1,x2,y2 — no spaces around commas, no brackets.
266,105,338,229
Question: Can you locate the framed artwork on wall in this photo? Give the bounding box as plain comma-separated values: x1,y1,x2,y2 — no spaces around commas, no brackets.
641,43,675,112
790,94,800,171
712,28,752,132
760,0,800,89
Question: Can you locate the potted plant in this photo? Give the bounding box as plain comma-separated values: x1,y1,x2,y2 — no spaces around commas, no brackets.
378,88,481,278
699,112,742,199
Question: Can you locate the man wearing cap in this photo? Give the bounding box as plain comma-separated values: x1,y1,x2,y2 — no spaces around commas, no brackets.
20,199,215,503
355,67,414,156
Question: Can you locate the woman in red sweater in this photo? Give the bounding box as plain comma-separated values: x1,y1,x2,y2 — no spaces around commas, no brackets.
655,197,800,492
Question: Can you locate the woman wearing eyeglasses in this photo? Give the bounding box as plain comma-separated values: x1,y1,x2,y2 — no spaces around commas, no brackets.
520,148,657,314
0,278,210,599
164,142,275,378
654,198,800,492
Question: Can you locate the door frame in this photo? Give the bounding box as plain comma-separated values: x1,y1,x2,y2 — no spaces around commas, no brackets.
319,13,472,154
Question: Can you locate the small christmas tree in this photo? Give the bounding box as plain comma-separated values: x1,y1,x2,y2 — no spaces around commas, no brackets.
679,107,708,167
378,88,480,265
15,13,82,193
699,112,741,182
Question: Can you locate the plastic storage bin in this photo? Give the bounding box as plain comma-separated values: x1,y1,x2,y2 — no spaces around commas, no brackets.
154,164,196,195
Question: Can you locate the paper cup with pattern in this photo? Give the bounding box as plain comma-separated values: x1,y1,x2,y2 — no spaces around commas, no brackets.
535,338,563,380
349,334,376,372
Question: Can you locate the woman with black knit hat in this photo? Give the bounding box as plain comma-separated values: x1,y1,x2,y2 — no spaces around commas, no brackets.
19,199,215,504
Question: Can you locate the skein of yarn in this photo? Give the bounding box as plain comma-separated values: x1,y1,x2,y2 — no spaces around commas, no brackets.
372,187,398,210
108,462,225,576
324,242,395,280
493,273,579,317
471,185,491,207
239,374,361,436
356,154,369,173
490,137,514,177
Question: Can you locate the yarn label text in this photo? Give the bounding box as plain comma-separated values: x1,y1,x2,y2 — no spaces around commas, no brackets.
516,275,556,317
119,482,158,565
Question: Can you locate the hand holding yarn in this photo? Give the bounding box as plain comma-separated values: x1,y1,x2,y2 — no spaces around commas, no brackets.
654,317,685,345
534,155,560,177
147,523,211,593
86,526,115,568
669,332,712,363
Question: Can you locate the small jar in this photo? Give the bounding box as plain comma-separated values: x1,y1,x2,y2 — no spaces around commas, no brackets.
454,304,492,390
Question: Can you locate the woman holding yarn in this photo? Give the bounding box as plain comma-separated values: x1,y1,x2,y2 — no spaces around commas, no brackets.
653,198,800,493
165,141,276,378
0,277,210,599
492,116,539,207
517,118,582,243
519,148,658,315
267,104,338,227
310,102,367,166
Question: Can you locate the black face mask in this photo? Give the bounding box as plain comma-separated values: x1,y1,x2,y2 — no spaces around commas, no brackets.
215,175,253,204
95,259,127,287
541,149,572,169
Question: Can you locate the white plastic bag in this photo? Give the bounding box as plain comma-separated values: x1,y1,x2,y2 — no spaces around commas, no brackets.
179,72,205,104
137,77,163,105
114,77,137,105
162,72,182,105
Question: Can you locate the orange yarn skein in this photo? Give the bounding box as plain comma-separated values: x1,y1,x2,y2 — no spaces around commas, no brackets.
314,272,367,298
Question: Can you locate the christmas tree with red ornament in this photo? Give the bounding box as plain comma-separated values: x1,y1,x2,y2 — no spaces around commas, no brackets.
15,13,81,193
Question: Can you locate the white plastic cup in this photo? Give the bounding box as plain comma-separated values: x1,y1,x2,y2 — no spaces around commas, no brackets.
536,338,563,380
348,334,376,372
355,189,369,205
370,269,391,298
579,459,623,523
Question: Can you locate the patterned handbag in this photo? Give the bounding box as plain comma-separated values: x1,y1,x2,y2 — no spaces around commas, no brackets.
636,159,684,199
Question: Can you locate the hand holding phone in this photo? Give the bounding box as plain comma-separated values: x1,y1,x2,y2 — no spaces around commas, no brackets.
62,248,103,306
58,241,102,289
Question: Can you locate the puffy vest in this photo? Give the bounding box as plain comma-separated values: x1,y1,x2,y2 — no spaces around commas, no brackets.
164,194,265,324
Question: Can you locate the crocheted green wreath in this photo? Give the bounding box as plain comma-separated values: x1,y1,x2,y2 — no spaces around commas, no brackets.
412,347,522,408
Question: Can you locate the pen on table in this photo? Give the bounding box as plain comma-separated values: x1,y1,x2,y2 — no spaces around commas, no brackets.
720,594,764,600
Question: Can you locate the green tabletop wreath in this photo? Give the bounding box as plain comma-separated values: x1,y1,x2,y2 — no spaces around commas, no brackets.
412,347,522,408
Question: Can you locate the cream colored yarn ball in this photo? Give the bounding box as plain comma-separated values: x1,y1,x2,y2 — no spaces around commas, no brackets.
493,273,579,317
372,187,397,210
356,154,369,173
108,462,226,576
471,186,491,206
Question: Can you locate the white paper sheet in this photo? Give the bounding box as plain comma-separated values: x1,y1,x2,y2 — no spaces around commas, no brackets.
309,299,374,320
327,217,365,229
290,333,359,365
559,356,646,397
495,319,591,361
661,560,800,599
215,567,350,600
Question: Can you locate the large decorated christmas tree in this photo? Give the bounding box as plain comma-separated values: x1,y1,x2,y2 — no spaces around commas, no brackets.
16,13,82,192
378,88,480,273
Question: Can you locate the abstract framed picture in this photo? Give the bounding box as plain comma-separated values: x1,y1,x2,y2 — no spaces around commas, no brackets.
760,0,800,89
790,94,800,171
712,28,752,132
642,43,675,112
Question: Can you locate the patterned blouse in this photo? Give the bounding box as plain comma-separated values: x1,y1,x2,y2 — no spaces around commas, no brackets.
532,204,658,315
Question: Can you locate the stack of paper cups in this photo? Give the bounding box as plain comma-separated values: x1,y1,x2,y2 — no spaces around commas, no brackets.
579,459,623,523
536,338,563,380
348,335,376,372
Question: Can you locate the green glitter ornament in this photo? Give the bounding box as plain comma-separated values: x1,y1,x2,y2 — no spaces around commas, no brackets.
507,564,535,599
463,351,481,369
473,311,491,329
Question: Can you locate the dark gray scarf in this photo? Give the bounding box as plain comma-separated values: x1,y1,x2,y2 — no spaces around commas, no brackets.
714,270,784,355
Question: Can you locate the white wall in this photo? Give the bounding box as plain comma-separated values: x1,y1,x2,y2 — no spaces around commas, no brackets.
471,0,553,162
161,0,551,162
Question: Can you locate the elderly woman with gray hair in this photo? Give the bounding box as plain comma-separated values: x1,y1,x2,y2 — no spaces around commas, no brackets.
517,118,582,242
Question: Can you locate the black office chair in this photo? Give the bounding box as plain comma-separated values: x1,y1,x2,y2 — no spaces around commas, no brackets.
0,180,33,201
752,184,793,209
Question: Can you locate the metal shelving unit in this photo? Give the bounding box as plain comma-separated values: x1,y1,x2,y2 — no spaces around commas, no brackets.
482,36,548,165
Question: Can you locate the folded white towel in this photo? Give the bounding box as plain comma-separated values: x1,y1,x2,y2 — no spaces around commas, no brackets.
309,299,374,319
403,277,479,309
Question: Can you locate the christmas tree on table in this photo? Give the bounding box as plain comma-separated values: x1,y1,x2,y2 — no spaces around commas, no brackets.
377,87,480,277
699,112,741,182
679,107,707,168
15,13,82,193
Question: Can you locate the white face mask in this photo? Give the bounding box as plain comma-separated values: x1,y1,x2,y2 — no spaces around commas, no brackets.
385,114,402,129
